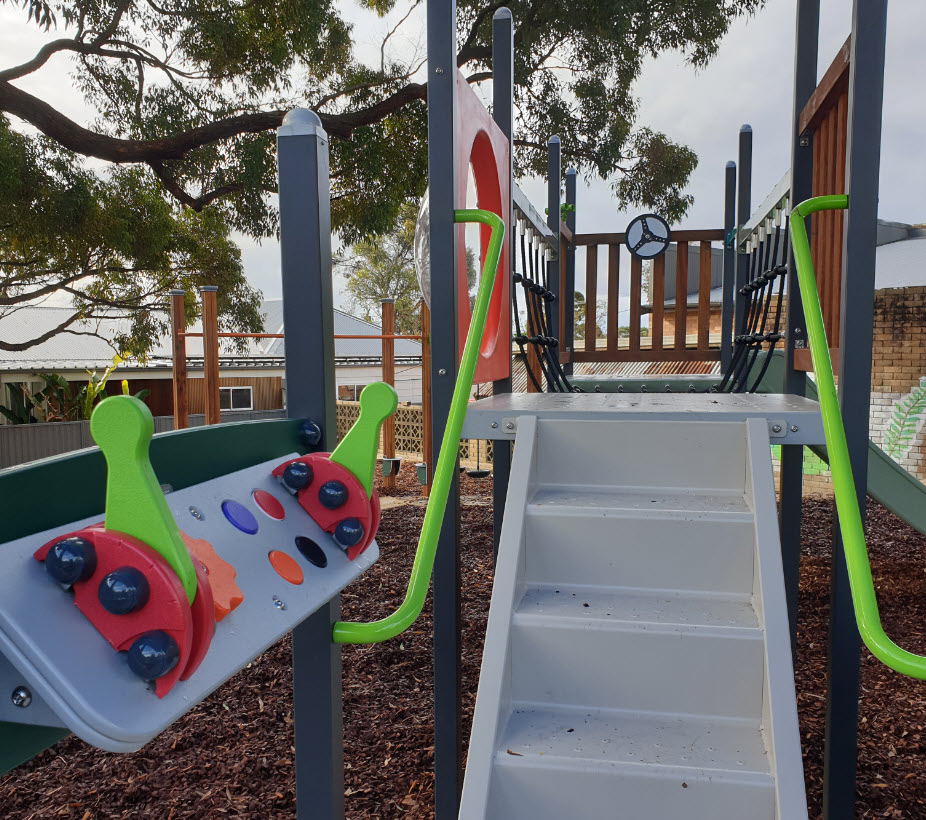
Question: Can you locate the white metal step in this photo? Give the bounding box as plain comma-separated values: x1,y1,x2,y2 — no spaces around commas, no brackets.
529,485,752,519
509,616,764,719
523,510,756,595
488,705,775,820
516,585,759,633
533,419,749,492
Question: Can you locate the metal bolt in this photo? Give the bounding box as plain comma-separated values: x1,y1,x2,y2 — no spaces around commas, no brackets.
794,327,802,335
438,368,447,376
799,134,810,147
272,596,287,611
189,506,204,521
791,425,799,433
505,422,514,430
435,67,444,74
772,424,782,433
490,422,498,429
11,686,31,708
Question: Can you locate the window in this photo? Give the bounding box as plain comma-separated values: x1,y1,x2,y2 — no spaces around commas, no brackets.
338,384,367,401
219,386,253,411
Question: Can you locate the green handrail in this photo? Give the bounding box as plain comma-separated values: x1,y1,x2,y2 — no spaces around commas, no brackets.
332,208,505,644
791,194,926,679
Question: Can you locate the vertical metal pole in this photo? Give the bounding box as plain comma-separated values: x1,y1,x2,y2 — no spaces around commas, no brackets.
420,300,433,497
491,6,513,560
381,298,396,490
823,3,887,817
734,126,753,336
276,108,342,820
170,289,189,430
200,286,220,425
564,168,577,376
547,135,561,344
781,0,819,656
426,1,462,814
720,163,736,372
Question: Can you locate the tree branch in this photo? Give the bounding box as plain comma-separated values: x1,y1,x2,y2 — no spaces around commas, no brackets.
0,78,426,165
147,161,243,210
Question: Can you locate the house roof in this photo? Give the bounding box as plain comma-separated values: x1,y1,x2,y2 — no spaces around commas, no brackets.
875,235,926,290
0,299,421,373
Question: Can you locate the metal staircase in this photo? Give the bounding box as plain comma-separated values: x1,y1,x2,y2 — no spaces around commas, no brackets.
460,414,808,820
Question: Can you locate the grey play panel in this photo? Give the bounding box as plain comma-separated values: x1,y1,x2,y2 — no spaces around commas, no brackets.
0,455,377,752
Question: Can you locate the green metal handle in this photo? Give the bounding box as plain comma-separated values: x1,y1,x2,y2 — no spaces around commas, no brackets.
791,194,926,679
332,208,505,644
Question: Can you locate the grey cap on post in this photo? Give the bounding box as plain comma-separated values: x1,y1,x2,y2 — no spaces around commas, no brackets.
493,6,511,20
278,108,326,139
726,160,736,169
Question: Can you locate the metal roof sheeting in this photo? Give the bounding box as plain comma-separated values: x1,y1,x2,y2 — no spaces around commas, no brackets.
0,300,421,372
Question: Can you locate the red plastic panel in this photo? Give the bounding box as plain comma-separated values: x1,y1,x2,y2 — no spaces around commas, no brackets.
35,526,194,698
455,70,511,384
271,454,379,559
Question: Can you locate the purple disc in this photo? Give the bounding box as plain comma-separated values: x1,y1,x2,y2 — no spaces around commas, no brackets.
221,500,259,535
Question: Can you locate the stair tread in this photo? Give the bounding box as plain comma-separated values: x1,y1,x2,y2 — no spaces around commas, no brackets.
497,705,772,778
529,486,751,518
516,585,759,632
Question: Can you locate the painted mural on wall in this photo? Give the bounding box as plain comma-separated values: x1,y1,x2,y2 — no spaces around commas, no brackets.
883,377,926,462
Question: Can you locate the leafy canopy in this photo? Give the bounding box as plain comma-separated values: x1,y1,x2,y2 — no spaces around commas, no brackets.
0,116,262,353
1,0,763,349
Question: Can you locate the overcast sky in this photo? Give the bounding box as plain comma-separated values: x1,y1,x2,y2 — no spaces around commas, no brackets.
2,0,923,315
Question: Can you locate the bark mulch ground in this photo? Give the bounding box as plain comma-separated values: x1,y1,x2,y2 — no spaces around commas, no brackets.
3,470,926,819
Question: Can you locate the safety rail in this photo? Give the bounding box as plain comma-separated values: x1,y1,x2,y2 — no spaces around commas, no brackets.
570,229,725,363
790,194,926,679
331,207,504,644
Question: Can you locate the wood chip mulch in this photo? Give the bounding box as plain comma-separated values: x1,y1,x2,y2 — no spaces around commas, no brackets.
3,471,926,819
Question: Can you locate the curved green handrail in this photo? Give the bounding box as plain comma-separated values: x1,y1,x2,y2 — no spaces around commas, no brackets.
332,208,505,644
791,194,926,679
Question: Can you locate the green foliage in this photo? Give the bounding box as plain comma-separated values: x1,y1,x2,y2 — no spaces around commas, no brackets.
0,383,39,424
338,202,476,333
0,117,263,355
884,379,926,461
1,0,764,253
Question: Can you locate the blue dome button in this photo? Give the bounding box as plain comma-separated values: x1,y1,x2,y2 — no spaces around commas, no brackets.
221,500,259,535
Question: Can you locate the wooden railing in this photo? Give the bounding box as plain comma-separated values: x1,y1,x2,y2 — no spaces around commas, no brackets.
799,36,850,356
565,229,726,364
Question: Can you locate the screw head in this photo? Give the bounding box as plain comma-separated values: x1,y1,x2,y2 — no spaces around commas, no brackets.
772,424,782,433
505,421,514,430
11,686,31,708
490,422,499,429
791,425,799,433
189,506,204,521
435,67,444,74
272,596,287,611
438,368,447,376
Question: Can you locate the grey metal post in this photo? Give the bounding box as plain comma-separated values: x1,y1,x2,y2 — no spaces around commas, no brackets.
547,136,561,344
426,0,463,814
564,168,577,376
276,108,342,820
734,125,753,335
823,2,887,817
780,0,819,656
491,7,514,561
721,161,736,372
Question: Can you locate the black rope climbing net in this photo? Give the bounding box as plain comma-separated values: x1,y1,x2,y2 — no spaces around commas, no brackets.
717,214,789,393
510,214,581,393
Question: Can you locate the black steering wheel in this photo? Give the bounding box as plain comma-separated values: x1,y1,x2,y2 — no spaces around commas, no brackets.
625,213,672,260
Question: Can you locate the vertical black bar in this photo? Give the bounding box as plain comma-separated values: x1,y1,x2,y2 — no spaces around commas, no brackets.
426,1,462,815
491,7,513,562
547,135,561,344
781,0,819,656
276,109,342,820
721,161,737,372
564,168,577,376
823,2,887,817
734,125,753,336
